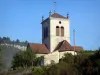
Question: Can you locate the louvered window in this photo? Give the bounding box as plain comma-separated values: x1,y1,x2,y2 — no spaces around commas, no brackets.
61,26,64,36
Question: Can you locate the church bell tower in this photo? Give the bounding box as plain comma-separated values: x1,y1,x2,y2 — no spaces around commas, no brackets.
41,12,70,52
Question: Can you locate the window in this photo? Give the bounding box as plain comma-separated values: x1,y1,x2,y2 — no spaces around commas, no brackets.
46,27,48,37
56,26,59,36
61,26,64,36
44,27,46,39
59,21,61,24
44,27,48,39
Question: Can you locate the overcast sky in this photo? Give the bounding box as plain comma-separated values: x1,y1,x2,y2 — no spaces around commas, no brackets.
0,0,100,50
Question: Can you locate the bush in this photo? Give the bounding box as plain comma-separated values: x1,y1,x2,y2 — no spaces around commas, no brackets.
32,67,44,75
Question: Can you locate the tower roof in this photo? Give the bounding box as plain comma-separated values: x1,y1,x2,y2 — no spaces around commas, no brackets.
41,13,67,24
50,13,67,19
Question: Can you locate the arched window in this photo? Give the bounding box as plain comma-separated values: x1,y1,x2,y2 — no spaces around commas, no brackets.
61,26,64,36
56,26,59,36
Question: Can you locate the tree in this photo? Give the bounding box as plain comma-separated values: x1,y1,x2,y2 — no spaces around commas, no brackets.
60,53,74,64
20,50,100,75
25,40,28,44
11,50,36,69
16,39,20,43
0,47,2,71
24,40,28,46
11,47,43,70
89,49,100,75
32,67,45,75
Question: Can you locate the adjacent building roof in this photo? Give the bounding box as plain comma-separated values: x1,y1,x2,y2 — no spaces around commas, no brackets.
55,40,83,52
28,43,49,54
55,40,72,51
71,46,83,51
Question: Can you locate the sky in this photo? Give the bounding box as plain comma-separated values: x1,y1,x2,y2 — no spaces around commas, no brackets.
0,0,100,50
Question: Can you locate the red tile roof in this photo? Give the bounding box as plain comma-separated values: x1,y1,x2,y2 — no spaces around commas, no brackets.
51,13,67,19
28,43,49,54
27,40,83,54
41,13,67,24
71,46,83,51
55,40,83,52
55,40,72,51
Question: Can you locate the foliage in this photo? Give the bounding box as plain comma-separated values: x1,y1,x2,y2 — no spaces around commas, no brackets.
0,37,11,44
11,48,43,70
32,67,45,75
77,50,95,56
0,47,2,70
17,50,100,75
60,53,74,63
1,49,100,75
44,50,100,75
45,61,77,75
0,36,28,46
76,50,100,75
0,47,4,71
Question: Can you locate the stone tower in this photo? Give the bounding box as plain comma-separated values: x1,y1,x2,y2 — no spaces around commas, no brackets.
41,12,70,52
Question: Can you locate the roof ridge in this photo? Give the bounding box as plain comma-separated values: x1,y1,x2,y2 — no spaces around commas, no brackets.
50,13,67,19
60,40,66,48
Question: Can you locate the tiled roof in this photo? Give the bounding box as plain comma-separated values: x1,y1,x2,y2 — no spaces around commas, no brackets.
55,40,72,51
27,40,83,54
41,13,67,24
71,46,83,51
51,13,67,19
28,43,49,54
55,40,83,52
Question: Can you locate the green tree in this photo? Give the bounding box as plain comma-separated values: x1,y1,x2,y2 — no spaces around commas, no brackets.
32,67,45,75
89,49,100,75
16,39,20,43
60,53,74,64
11,47,43,70
0,47,2,71
75,49,100,75
45,61,77,75
22,50,100,75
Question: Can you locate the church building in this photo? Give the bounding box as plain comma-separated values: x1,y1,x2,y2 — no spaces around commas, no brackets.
27,12,83,65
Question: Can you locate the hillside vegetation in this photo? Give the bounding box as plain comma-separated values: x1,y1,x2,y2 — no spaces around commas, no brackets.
0,37,28,71
0,37,28,46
